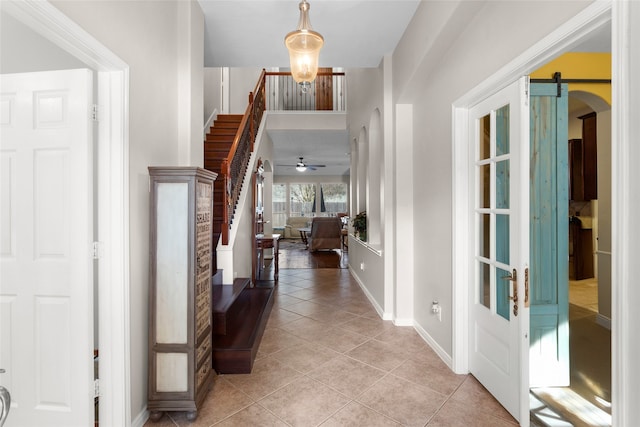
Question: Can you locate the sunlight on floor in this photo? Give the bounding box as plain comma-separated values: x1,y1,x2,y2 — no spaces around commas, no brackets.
531,387,611,427
531,276,611,427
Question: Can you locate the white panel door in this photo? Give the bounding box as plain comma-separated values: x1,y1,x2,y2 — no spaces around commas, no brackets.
468,78,530,424
0,69,94,426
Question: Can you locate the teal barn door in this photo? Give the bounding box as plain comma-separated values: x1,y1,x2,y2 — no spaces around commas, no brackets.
529,82,570,387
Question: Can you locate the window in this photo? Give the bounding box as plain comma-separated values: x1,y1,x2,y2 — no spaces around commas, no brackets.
272,183,286,227
290,183,315,217
274,182,349,220
319,183,347,216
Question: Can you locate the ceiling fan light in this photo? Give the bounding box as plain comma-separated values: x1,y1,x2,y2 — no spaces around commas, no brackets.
285,0,323,91
296,164,307,172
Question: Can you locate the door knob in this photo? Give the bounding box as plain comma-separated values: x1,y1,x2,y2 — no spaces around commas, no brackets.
0,369,10,427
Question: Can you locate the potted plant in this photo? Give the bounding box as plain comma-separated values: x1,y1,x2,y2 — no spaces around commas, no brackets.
352,211,367,241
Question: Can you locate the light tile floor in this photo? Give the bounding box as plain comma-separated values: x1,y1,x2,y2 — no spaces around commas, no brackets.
569,278,599,313
146,268,517,427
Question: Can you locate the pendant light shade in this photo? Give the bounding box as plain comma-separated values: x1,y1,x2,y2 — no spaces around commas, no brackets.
284,0,324,92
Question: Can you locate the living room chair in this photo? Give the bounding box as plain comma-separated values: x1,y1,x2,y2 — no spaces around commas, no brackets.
308,217,343,252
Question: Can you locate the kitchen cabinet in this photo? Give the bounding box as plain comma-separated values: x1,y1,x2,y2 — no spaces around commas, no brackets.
569,112,597,201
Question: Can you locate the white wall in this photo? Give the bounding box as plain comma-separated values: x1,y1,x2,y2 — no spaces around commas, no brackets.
275,174,349,185
179,0,204,167
348,0,593,357
50,1,204,422
345,66,386,311
349,239,385,317
229,67,263,114
232,127,274,283
204,67,222,120
395,104,414,324
0,10,87,73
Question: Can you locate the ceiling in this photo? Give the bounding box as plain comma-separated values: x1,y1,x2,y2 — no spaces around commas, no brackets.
198,0,421,68
269,129,351,176
197,1,611,177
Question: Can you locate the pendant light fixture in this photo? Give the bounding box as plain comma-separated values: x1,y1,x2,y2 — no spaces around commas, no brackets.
284,0,324,93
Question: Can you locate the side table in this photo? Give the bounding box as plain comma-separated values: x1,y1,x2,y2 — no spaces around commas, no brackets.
298,227,311,248
256,234,281,281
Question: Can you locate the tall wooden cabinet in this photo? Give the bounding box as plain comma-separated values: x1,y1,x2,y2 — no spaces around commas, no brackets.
147,167,217,421
569,112,598,201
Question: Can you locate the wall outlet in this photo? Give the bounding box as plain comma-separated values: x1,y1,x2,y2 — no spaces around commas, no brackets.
360,262,365,271
432,301,442,321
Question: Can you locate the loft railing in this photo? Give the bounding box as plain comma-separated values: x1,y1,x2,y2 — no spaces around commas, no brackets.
264,71,346,111
219,69,345,244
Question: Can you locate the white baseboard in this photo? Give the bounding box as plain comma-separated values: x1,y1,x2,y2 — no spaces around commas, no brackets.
393,318,414,327
131,407,149,427
596,313,611,330
348,266,390,320
413,321,454,369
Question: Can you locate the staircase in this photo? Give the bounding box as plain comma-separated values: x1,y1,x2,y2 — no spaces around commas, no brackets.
211,274,274,373
205,114,274,374
204,114,244,269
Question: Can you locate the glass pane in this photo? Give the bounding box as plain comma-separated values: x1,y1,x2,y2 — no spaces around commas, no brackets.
496,267,510,320
319,183,347,216
479,214,490,259
496,160,510,209
479,164,490,208
479,114,491,160
289,183,315,217
496,105,510,156
272,183,287,227
496,214,510,265
479,262,490,309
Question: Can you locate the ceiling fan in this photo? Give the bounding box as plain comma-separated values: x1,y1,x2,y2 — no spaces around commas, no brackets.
278,157,326,172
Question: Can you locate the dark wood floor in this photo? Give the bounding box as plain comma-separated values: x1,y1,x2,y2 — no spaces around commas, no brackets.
262,238,348,273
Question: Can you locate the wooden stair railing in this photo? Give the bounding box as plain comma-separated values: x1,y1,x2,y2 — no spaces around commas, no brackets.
204,69,266,248
204,113,242,260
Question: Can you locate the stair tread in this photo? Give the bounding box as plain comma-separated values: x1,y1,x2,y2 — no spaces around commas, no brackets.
213,285,273,350
212,278,251,314
205,140,235,145
212,121,240,127
216,114,243,121
209,126,238,135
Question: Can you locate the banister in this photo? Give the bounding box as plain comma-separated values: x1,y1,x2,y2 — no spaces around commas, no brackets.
220,70,267,244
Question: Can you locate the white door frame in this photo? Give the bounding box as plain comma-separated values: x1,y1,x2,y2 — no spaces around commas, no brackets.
3,1,131,426
451,0,637,423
